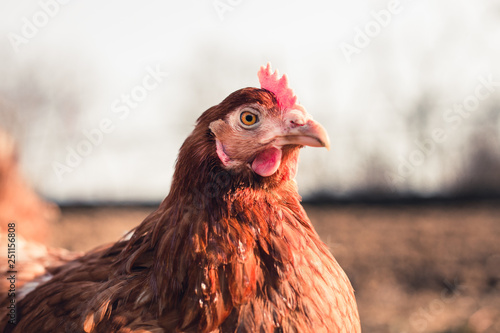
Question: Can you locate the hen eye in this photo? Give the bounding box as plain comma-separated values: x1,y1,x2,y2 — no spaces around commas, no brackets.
240,111,259,127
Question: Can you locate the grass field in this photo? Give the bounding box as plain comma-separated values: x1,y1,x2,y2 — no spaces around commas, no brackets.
49,201,500,333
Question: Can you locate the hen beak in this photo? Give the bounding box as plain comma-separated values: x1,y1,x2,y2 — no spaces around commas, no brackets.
274,109,331,150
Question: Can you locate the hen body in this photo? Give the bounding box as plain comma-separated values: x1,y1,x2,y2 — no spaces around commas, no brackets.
3,70,361,332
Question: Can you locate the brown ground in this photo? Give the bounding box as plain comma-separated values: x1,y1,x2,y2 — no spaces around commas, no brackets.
48,201,500,333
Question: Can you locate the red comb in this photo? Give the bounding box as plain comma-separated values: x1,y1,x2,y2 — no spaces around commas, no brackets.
258,63,298,110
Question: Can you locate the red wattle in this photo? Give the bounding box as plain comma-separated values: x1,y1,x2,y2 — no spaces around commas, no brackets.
251,147,282,177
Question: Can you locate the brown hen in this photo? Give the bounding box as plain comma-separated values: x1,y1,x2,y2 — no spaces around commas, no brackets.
3,64,361,333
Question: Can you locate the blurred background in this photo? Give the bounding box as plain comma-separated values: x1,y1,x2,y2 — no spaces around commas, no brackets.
0,0,499,332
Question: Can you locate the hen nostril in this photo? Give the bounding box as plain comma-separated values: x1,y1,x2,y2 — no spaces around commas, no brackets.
290,118,305,126
286,109,308,127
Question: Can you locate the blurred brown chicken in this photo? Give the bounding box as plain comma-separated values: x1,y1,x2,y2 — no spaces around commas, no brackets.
0,129,72,297
0,129,59,243
3,64,361,332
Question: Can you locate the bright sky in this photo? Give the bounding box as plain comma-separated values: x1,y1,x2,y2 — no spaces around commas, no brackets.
1,0,499,202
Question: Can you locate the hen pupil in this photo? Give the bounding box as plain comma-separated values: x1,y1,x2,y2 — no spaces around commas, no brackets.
245,115,254,123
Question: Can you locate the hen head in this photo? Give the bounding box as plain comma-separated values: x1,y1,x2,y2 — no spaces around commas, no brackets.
178,64,329,193
172,64,330,197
